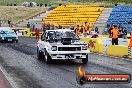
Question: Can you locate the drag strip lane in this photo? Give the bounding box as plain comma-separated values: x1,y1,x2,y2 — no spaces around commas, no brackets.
0,37,132,88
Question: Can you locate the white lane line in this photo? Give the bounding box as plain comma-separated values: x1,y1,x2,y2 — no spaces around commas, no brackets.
0,65,18,88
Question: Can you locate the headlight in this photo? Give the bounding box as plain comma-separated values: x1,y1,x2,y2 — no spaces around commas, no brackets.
51,46,57,51
82,45,87,50
2,37,4,40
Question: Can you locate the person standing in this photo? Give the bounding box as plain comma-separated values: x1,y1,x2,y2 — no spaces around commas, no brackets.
42,23,46,33
34,28,40,40
94,27,99,34
129,32,132,47
83,22,89,36
119,27,123,38
111,25,119,45
8,20,11,27
27,22,30,28
103,27,108,34
123,30,127,39
42,23,46,30
108,25,114,38
32,23,35,31
74,25,81,36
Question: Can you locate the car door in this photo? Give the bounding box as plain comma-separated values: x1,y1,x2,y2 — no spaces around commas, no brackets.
39,32,48,51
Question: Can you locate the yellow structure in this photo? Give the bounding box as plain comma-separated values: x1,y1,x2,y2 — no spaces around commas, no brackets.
44,5,104,30
10,27,30,36
106,45,128,57
80,37,103,53
29,32,42,37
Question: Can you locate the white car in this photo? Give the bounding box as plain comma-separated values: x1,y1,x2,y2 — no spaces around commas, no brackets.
37,29,90,64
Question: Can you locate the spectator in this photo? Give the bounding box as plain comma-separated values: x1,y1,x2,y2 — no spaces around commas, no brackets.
115,3,118,6
123,30,127,39
129,32,132,47
40,3,43,7
103,27,108,34
108,25,114,38
34,28,40,40
27,22,30,28
98,8,100,12
8,20,11,27
22,31,24,35
111,25,119,45
47,23,50,30
14,4,17,6
94,27,99,34
128,20,132,24
42,23,46,30
83,22,89,36
74,25,81,35
14,29,17,35
29,2,33,7
45,4,47,7
37,3,39,6
58,25,62,29
32,23,35,31
119,27,123,38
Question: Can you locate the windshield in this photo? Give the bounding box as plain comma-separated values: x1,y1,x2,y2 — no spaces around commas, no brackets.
0,30,15,34
47,31,79,41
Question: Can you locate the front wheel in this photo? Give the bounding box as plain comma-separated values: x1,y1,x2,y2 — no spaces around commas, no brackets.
37,47,44,60
45,51,52,64
82,54,88,64
16,40,18,43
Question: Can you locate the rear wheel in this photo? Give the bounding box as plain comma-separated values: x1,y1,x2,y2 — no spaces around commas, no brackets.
82,54,88,64
45,50,52,64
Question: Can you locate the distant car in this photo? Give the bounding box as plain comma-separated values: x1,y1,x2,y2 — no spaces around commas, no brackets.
37,29,90,64
0,27,18,43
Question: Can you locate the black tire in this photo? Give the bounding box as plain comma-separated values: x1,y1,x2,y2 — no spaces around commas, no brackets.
82,54,88,64
45,51,52,64
37,47,44,60
16,40,18,43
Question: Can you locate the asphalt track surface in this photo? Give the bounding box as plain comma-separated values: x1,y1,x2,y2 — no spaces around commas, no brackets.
0,37,132,88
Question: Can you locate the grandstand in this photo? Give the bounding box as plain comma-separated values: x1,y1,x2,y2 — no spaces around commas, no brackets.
44,5,104,30
107,6,132,32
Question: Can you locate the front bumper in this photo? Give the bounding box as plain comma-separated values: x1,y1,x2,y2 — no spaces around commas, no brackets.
48,50,90,59
0,38,17,42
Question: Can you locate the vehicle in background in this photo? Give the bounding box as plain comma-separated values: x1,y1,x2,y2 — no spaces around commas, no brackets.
37,29,90,64
0,27,18,43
